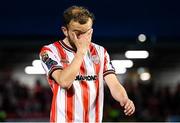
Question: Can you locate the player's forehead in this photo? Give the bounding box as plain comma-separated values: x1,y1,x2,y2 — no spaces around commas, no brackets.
68,18,92,32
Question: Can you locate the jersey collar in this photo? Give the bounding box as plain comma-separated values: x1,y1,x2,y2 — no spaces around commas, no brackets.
59,40,76,52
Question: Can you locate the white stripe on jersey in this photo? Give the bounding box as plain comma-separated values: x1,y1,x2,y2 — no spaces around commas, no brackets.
73,80,84,121
84,53,96,122
57,87,66,122
98,46,105,121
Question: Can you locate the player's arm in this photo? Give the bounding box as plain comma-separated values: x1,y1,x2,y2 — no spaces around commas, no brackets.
52,29,93,89
40,48,84,90
104,74,135,116
52,51,84,89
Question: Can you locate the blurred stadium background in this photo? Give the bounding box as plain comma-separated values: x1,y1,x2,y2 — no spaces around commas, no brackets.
0,0,180,122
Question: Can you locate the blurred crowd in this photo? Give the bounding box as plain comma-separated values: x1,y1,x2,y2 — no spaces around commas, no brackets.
103,78,180,122
0,76,180,121
0,77,52,121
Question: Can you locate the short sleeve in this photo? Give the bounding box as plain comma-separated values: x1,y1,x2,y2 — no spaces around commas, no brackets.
39,46,63,77
103,49,115,77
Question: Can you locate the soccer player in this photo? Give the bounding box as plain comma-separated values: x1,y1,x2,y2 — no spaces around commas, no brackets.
39,5,135,122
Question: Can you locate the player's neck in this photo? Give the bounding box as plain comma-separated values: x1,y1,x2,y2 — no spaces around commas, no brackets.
63,38,77,51
63,38,70,47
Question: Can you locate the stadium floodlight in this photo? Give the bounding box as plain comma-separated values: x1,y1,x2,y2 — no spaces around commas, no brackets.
111,60,133,74
125,50,149,59
138,34,146,42
32,60,42,68
111,60,133,68
140,72,151,81
25,60,45,74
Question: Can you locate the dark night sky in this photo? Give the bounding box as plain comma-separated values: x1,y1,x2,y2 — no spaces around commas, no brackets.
0,0,180,37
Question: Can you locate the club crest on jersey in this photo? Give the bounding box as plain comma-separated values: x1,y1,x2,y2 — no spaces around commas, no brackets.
41,51,49,62
91,55,100,64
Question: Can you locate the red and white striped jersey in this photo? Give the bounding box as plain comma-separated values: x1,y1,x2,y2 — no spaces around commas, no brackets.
39,40,115,122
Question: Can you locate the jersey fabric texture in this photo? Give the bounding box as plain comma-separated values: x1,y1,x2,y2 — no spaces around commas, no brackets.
39,40,115,122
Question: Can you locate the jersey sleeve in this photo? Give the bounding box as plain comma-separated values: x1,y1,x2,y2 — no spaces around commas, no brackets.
39,46,63,78
103,49,116,77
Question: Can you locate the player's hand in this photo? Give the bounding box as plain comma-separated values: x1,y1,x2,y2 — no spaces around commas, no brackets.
70,29,93,55
120,98,135,116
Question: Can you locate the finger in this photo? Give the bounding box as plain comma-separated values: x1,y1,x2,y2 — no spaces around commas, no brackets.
127,106,135,116
79,31,92,44
124,100,131,110
79,29,93,39
125,103,135,116
130,103,135,114
125,104,134,114
128,107,135,116
124,101,132,114
82,28,93,37
126,107,134,116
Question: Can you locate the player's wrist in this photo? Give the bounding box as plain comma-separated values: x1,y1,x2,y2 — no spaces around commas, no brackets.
76,49,87,56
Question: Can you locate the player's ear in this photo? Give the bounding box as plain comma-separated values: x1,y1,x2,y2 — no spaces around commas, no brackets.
61,26,68,37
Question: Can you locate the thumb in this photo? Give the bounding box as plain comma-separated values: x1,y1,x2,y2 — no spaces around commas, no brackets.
120,100,125,107
120,97,128,107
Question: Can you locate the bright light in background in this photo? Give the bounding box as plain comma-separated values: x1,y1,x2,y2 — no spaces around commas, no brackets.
25,60,45,74
137,67,151,82
138,34,146,42
114,67,127,74
125,50,149,59
140,72,151,81
111,60,133,68
25,66,45,74
137,67,146,74
32,60,42,68
26,59,133,75
111,60,133,74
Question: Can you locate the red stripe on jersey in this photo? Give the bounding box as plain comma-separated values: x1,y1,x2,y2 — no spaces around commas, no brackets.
53,41,75,122
49,79,58,122
47,75,54,90
53,41,67,67
80,61,90,122
90,44,101,122
66,86,75,122
40,46,53,54
103,48,108,72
